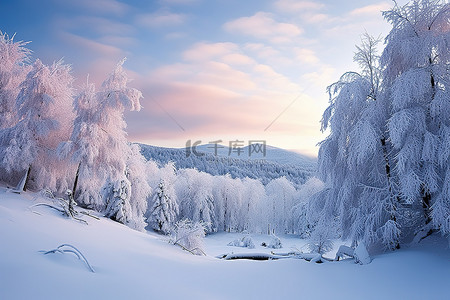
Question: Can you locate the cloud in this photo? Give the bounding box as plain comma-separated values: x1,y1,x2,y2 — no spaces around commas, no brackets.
136,11,186,28
70,0,129,16
56,16,134,36
160,0,200,4
295,48,320,64
223,12,303,43
182,42,238,61
301,66,337,88
58,31,124,58
98,35,137,47
221,53,255,66
149,61,256,92
350,2,391,16
274,0,325,13
123,39,326,155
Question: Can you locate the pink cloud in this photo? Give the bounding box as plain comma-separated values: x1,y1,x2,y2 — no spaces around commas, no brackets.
223,12,303,43
350,2,391,16
295,48,320,64
182,42,238,61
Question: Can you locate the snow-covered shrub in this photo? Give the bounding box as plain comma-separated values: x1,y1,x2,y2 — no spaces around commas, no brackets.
266,234,282,249
227,235,255,249
354,242,371,265
307,222,334,255
169,219,206,255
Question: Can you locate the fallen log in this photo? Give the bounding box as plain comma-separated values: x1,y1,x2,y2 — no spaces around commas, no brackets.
218,252,332,263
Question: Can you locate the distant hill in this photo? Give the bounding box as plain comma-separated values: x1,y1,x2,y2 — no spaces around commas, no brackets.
138,143,317,187
193,143,316,166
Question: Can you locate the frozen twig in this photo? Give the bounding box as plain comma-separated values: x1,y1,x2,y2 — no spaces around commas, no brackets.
40,244,95,273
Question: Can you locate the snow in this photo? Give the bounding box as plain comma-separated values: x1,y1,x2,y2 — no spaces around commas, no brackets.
354,242,371,265
1,187,449,299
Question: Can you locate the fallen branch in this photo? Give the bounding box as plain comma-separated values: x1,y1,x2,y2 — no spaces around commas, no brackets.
173,242,206,256
40,244,95,273
29,189,98,225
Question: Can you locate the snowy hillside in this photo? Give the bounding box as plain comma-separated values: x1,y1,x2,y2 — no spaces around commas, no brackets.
193,143,317,165
138,143,316,186
1,187,449,300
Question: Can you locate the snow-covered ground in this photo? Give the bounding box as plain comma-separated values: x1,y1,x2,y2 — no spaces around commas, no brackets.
1,187,449,300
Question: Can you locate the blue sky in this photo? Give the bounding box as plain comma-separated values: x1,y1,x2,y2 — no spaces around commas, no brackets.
1,0,409,156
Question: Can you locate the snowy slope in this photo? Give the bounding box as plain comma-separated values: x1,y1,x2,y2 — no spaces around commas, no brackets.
1,188,449,300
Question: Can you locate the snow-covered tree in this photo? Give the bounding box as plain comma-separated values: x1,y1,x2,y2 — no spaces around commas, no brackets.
169,219,206,255
212,174,244,232
0,32,31,129
1,59,74,191
241,177,266,233
314,0,450,250
126,144,152,231
58,59,144,228
382,0,450,237
291,177,324,238
148,162,178,234
265,177,296,234
307,219,335,255
191,171,216,232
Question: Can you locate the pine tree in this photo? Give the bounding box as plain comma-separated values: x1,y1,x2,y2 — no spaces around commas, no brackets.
148,162,178,234
149,180,178,234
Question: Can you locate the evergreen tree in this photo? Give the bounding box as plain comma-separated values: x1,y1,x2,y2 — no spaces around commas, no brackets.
148,162,178,234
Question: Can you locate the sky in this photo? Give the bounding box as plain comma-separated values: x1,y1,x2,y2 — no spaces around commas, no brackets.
0,0,410,157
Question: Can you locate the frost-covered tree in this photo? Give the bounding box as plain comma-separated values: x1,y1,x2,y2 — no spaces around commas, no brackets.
241,177,266,233
148,162,178,234
316,32,402,249
58,59,144,227
126,144,151,231
314,0,450,250
382,0,450,237
1,59,74,191
58,79,103,206
265,177,296,234
191,171,216,232
169,219,206,255
291,177,324,237
212,174,244,232
0,32,31,129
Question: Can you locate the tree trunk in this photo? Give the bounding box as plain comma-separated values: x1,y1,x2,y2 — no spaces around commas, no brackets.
23,165,32,192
